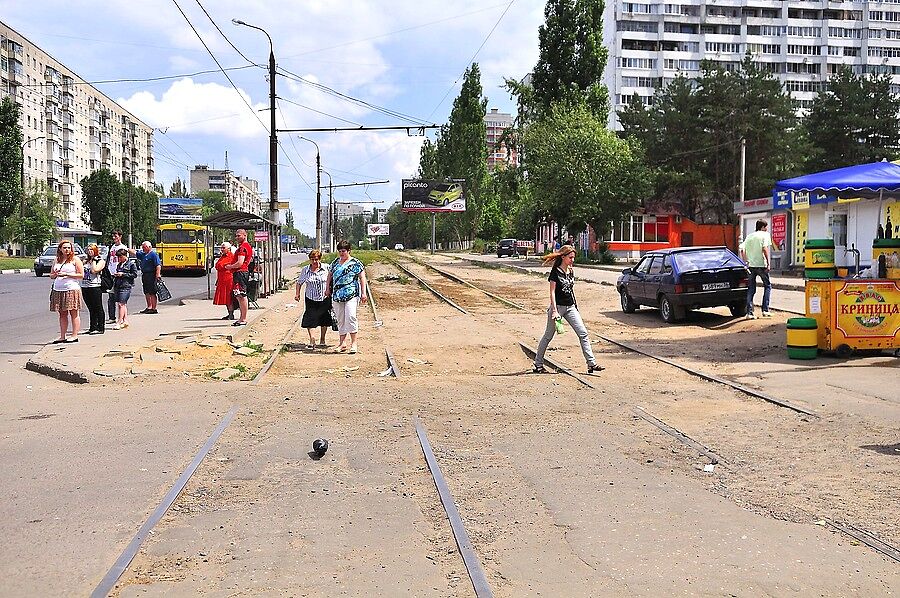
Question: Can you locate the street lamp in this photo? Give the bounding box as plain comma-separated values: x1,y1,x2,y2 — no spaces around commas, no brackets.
297,136,322,250
232,18,277,218
322,170,332,251
19,136,46,254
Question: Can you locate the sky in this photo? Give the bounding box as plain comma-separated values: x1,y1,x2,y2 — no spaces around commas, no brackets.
2,0,545,235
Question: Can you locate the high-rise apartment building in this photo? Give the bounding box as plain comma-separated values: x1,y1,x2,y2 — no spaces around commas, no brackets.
603,1,900,128
190,165,263,216
484,108,518,169
1,21,155,228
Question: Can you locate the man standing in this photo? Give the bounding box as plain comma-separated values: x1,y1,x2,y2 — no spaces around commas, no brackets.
225,229,253,326
135,241,162,314
105,231,128,323
740,219,773,320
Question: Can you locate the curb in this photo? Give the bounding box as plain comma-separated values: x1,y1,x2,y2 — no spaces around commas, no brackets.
25,353,91,384
1,268,32,275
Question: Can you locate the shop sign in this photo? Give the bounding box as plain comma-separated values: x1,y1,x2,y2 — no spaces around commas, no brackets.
792,191,810,210
771,213,787,249
835,281,900,338
253,230,269,241
774,191,791,210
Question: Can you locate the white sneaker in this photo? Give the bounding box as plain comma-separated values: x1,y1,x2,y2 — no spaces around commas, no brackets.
761,311,773,318
110,323,121,330
745,313,757,320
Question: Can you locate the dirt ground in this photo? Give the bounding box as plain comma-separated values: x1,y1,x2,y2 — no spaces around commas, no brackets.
111,253,899,596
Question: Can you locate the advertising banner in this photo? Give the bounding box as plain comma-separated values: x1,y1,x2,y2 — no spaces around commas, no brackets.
159,197,203,220
835,281,900,338
771,213,787,250
401,179,466,213
253,230,270,241
367,224,390,236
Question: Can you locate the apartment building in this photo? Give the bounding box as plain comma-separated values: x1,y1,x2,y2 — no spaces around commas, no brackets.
484,107,519,169
190,165,263,216
604,1,900,128
1,21,155,228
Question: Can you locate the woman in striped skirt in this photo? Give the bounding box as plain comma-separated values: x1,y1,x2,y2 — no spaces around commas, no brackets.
49,240,85,343
295,249,332,349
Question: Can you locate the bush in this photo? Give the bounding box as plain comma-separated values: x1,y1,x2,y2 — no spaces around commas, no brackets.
581,241,617,265
471,238,486,254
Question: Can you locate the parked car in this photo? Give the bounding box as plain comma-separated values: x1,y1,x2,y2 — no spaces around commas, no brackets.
34,243,88,276
394,243,405,251
616,246,750,323
497,239,517,257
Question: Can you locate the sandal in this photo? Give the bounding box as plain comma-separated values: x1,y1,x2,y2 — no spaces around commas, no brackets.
532,365,547,374
51,338,67,344
349,346,358,354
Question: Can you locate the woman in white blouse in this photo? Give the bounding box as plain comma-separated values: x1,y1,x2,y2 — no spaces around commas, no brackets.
295,249,332,349
49,240,85,343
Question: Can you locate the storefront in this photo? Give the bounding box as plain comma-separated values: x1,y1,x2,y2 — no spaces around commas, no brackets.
733,196,792,271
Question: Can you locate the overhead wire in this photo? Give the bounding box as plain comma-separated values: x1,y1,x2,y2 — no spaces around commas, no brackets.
276,96,364,127
191,0,261,67
15,65,261,89
170,0,270,135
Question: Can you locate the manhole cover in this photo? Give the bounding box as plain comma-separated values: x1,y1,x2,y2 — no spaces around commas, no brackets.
860,443,900,456
19,414,56,420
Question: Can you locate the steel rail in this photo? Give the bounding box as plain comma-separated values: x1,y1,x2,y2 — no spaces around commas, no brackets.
599,335,819,418
518,342,595,389
401,255,528,311
251,315,305,385
385,348,400,378
366,279,383,327
826,520,900,564
390,259,469,314
633,406,727,464
91,405,239,598
414,418,493,598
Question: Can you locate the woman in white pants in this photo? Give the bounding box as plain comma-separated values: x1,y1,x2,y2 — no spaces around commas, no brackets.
533,244,602,374
326,240,368,354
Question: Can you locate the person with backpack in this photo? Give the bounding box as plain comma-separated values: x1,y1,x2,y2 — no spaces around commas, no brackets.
81,243,107,334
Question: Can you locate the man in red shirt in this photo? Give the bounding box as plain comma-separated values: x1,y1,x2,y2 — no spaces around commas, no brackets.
225,228,253,326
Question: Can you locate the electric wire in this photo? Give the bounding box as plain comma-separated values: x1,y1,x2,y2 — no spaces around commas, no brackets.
192,0,261,67
276,96,364,127
426,0,516,120
15,65,261,89
170,0,270,135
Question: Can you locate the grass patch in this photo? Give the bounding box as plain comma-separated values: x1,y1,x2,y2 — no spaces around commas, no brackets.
320,250,388,267
241,340,264,352
0,257,35,270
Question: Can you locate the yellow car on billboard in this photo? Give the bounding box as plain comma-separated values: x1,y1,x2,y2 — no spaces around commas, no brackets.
426,182,463,207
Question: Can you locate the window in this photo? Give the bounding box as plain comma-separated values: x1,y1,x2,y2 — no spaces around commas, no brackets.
635,255,654,273
607,215,671,243
618,20,658,33
623,3,654,14
649,257,664,275
829,213,848,247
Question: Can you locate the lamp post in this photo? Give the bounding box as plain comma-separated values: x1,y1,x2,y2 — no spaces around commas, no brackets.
232,19,278,217
322,170,332,251
19,136,46,254
298,136,322,250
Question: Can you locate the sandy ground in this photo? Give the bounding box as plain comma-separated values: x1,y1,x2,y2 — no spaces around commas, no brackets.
89,253,899,596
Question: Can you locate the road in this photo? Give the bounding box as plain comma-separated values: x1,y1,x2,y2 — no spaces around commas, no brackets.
0,252,305,363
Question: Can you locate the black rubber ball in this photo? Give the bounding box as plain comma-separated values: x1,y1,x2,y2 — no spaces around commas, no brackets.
312,438,329,458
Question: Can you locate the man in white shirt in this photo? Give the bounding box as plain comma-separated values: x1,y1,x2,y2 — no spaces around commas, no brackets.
106,231,129,323
739,220,773,319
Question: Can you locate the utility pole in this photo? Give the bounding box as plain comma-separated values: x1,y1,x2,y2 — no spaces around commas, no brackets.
298,136,322,249
19,136,45,253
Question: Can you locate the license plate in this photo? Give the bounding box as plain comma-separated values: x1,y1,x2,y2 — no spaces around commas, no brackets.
701,282,730,290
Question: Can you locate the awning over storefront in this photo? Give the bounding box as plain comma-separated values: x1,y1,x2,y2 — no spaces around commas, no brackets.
773,161,900,207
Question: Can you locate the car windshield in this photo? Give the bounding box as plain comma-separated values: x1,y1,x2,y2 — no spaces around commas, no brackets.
433,184,453,192
673,249,743,271
42,247,57,256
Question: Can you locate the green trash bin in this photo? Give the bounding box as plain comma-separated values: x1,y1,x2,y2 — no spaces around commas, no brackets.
786,317,818,360
804,239,835,279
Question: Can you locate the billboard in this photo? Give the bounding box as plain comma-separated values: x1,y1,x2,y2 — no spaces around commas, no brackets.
159,197,203,220
401,179,466,213
367,224,390,236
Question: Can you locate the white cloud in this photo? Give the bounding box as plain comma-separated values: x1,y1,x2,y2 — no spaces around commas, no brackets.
118,78,269,138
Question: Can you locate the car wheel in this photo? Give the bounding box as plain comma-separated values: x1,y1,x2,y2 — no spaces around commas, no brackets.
659,294,682,323
728,301,747,317
620,289,637,313
35,270,42,277
835,344,853,359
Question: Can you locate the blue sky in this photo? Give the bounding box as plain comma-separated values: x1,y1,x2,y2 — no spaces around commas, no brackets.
2,0,544,234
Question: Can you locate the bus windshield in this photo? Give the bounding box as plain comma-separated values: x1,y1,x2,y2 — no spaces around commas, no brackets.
161,229,197,244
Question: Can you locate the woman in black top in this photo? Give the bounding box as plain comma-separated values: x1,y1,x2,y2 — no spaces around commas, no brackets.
533,244,601,374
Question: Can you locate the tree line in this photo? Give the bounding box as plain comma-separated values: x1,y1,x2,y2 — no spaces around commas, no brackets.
384,0,900,251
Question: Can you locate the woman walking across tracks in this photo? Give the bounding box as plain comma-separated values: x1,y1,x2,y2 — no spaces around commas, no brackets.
532,244,602,374
295,249,332,349
326,240,368,354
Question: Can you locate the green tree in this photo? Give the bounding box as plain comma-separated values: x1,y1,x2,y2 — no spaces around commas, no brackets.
522,0,609,119
0,97,23,235
11,184,61,253
525,103,650,238
168,178,189,197
81,169,123,239
804,67,900,171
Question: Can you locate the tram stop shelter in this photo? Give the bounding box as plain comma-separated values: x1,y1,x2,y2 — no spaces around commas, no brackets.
203,211,282,301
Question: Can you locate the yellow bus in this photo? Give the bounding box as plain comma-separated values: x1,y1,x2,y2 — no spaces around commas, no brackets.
156,222,209,274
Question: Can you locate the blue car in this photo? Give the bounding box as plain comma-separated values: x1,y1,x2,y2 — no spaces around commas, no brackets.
616,246,750,323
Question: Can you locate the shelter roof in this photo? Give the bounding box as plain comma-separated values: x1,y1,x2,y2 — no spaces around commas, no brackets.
202,210,277,229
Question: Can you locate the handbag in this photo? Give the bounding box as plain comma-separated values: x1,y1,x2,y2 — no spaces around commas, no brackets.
156,279,173,302
330,308,339,331
100,267,114,292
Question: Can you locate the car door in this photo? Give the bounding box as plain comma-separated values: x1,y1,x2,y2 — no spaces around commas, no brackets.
628,255,655,301
644,255,665,304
